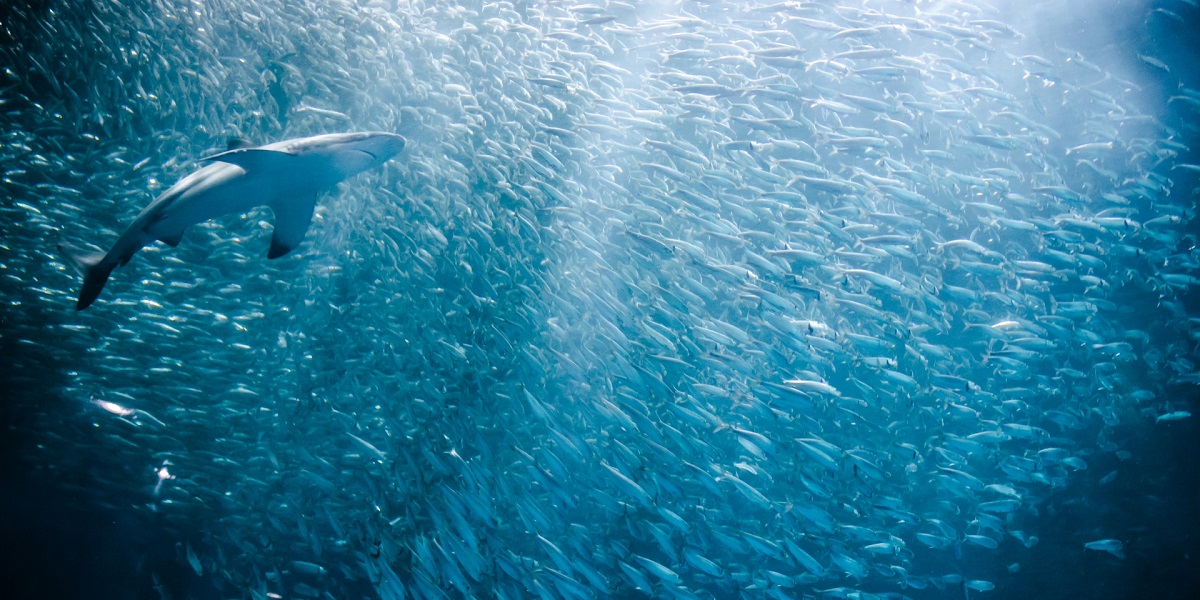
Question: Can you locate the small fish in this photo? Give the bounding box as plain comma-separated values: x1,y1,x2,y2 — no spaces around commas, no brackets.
1155,411,1191,423
1084,539,1125,559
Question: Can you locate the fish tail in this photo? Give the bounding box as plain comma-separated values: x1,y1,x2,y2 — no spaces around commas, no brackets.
57,241,114,310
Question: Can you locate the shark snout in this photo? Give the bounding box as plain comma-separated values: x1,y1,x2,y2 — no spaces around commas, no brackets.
321,132,407,181
358,132,406,163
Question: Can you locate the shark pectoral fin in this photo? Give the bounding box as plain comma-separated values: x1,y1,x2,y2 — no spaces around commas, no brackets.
267,194,317,259
158,230,185,247
202,148,295,172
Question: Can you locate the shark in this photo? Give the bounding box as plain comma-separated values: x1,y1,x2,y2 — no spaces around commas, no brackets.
58,132,406,310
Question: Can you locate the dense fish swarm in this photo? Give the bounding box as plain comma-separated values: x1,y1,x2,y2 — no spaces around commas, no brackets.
1,0,1198,599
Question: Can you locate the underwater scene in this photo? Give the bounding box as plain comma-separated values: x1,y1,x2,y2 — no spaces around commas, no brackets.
1,0,1198,599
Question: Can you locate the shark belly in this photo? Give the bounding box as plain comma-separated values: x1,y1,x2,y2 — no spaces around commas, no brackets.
140,166,281,246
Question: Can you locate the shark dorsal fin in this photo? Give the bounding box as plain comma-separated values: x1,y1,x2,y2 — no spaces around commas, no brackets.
202,148,296,172
226,137,255,150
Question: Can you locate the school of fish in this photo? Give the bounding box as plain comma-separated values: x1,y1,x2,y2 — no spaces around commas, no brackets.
1,0,1197,599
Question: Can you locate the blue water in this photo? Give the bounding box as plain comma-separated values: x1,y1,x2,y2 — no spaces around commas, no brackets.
2,1,1198,599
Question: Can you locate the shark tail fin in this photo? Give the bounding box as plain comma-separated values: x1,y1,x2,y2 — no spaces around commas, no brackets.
57,242,115,310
